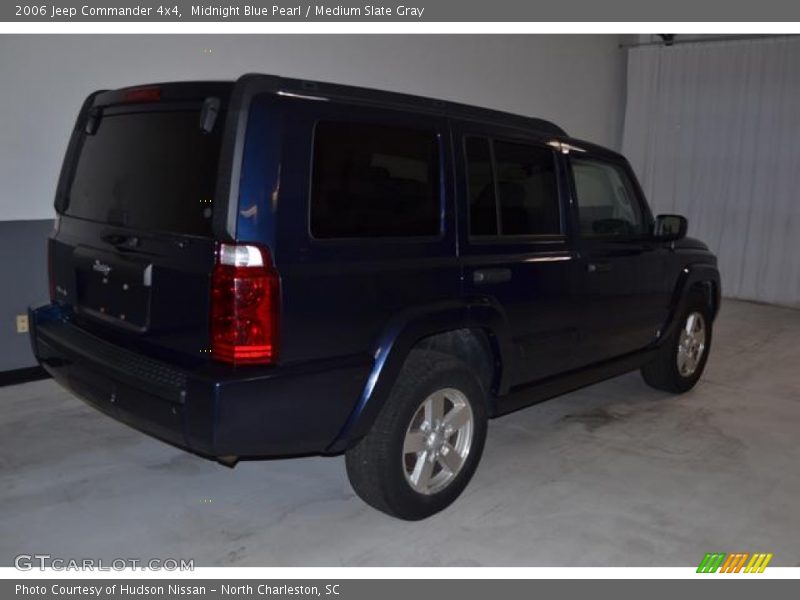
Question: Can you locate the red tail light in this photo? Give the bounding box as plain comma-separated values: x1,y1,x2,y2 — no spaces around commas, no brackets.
210,244,280,366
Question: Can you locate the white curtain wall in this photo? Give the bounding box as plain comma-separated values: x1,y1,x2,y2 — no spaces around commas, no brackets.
622,36,800,308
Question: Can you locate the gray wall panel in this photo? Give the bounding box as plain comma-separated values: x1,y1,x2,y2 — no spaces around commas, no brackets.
0,220,52,371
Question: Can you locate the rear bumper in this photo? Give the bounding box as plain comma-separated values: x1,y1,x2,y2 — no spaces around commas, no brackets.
29,304,369,459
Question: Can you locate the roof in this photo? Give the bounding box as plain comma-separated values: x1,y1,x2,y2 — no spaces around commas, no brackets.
243,73,568,138
96,75,619,153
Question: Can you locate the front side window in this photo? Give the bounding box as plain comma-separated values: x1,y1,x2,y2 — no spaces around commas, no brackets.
571,158,647,238
310,121,440,239
465,137,561,237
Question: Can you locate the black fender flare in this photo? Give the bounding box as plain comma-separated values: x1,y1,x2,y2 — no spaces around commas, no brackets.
661,262,721,342
326,298,515,453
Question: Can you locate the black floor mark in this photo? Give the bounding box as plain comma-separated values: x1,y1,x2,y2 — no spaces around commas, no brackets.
560,407,622,431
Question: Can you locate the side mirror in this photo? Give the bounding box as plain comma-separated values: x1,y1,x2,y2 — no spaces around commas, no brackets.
654,214,688,241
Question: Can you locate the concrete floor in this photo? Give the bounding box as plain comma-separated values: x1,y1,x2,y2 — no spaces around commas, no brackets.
1,299,799,567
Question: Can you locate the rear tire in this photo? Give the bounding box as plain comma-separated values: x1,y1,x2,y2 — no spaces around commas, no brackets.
345,350,488,520
641,291,713,393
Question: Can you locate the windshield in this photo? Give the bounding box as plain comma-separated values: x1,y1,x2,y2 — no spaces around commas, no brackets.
66,109,222,237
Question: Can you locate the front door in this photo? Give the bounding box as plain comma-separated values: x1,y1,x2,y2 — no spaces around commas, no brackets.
566,152,672,366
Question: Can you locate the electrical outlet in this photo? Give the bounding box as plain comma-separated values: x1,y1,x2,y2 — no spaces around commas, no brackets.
16,314,29,334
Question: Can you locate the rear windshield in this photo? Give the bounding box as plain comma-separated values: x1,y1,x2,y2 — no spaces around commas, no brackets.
66,109,222,237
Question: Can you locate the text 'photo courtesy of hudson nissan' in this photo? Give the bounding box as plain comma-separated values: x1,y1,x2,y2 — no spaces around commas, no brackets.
30,73,719,520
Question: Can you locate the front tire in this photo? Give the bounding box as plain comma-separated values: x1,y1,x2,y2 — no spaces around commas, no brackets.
345,350,488,520
641,291,713,393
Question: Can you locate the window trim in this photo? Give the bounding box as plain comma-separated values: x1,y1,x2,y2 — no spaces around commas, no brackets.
463,135,566,243
567,154,654,243
307,118,446,243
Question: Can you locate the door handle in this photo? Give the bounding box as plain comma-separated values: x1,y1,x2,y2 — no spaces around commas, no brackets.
587,262,613,273
473,268,512,285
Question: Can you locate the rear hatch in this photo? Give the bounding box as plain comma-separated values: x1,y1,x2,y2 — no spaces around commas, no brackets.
49,82,233,366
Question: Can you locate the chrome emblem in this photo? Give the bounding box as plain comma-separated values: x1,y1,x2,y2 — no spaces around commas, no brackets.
92,260,112,276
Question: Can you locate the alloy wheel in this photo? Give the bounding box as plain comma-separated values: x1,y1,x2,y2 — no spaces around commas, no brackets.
677,311,707,377
402,388,474,495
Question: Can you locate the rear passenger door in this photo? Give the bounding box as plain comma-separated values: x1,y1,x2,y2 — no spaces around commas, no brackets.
453,122,581,386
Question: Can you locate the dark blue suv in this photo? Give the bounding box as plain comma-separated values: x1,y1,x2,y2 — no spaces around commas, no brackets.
30,74,720,519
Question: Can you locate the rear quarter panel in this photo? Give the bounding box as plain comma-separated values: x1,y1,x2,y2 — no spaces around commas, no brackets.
268,96,462,369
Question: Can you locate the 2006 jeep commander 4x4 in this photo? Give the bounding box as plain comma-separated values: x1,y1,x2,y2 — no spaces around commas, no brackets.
30,74,720,520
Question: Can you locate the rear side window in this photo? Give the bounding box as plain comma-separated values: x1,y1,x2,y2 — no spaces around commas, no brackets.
494,141,560,236
465,137,497,236
67,110,222,237
465,137,561,237
310,121,441,239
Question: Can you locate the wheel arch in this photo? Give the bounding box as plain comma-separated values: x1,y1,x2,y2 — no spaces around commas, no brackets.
662,262,721,341
325,300,513,453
